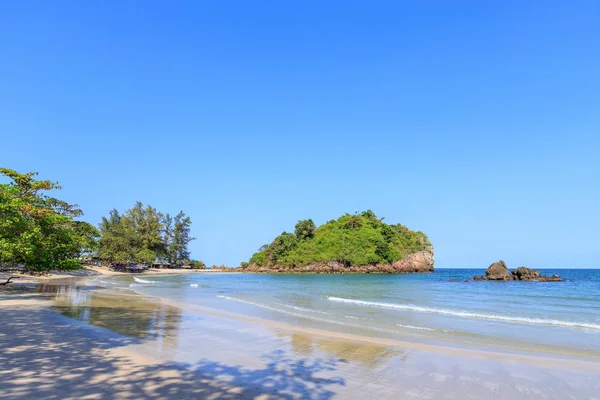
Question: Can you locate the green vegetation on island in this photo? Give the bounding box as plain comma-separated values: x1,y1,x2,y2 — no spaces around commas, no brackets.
245,211,432,271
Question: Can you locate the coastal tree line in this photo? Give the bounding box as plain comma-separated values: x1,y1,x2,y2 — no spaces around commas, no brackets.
0,168,200,271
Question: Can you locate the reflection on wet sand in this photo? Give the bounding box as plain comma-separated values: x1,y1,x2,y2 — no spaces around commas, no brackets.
37,284,182,340
287,333,407,366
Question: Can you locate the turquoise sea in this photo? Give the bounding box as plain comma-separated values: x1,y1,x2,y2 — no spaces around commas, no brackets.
95,269,600,358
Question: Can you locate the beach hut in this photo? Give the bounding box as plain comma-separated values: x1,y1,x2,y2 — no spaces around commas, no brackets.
150,262,172,269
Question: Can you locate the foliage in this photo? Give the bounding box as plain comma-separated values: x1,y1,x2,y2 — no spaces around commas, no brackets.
294,219,316,240
0,168,100,271
190,260,206,269
164,211,194,264
248,210,431,268
97,203,195,266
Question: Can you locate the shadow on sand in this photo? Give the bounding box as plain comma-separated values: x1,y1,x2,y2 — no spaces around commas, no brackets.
0,306,346,399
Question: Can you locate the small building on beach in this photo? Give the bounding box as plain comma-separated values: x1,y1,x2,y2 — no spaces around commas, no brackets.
150,262,172,269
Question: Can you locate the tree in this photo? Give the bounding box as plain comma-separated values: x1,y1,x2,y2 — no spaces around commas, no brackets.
125,202,164,258
98,209,136,264
165,211,195,265
0,168,100,271
97,204,195,266
294,219,316,240
267,232,298,264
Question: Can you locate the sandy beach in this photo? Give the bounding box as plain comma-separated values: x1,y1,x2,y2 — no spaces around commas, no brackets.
0,266,229,286
1,272,599,400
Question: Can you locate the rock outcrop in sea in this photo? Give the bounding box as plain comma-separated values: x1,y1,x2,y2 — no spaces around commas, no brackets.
473,260,561,282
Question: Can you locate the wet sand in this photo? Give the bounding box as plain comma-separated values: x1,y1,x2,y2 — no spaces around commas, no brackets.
1,282,599,399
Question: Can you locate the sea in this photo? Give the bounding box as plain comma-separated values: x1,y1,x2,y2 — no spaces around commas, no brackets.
89,269,600,358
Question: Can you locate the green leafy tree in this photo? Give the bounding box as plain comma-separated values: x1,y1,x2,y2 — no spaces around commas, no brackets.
294,219,316,240
125,202,165,258
98,204,195,266
98,209,136,264
0,168,99,271
163,211,195,265
267,232,298,264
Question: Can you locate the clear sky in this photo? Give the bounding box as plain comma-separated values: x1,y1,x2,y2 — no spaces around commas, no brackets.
1,1,598,268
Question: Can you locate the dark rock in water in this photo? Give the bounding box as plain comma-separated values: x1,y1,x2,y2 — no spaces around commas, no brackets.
513,266,540,280
485,260,513,280
512,266,562,281
474,261,562,282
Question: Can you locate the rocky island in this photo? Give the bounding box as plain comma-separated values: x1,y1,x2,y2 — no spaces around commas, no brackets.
473,260,562,281
240,210,434,273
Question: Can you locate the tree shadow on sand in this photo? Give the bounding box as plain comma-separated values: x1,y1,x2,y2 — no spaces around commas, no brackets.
0,307,346,399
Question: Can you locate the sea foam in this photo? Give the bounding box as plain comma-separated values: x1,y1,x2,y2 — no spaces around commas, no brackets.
328,297,600,330
133,277,157,284
217,295,440,334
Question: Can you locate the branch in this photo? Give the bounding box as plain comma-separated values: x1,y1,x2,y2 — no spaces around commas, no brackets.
0,276,21,286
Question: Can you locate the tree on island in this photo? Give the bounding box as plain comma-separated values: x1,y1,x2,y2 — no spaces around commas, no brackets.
0,168,99,271
294,219,315,240
97,202,195,266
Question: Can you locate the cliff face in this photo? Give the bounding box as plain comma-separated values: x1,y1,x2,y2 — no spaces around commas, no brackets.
241,249,434,274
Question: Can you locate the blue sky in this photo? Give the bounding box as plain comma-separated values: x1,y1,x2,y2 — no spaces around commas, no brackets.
1,1,598,268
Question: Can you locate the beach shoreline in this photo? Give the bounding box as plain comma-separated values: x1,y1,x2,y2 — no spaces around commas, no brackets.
0,265,232,286
2,277,600,399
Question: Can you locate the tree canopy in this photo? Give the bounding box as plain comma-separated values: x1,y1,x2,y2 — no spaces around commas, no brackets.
97,202,195,266
0,168,99,271
248,211,431,268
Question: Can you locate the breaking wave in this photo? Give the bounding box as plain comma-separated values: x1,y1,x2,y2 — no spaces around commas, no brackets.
328,297,600,330
133,277,158,284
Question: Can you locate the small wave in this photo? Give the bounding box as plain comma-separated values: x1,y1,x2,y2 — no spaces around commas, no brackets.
328,297,600,330
396,323,436,332
218,296,355,327
133,277,157,284
343,315,375,322
190,284,199,288
217,296,448,336
276,303,334,315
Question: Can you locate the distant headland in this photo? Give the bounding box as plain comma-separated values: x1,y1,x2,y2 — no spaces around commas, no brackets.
240,210,434,274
